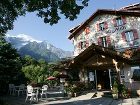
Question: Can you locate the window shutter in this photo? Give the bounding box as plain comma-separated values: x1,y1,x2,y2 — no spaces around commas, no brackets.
106,36,111,45
121,16,126,25
86,40,89,48
121,31,126,41
133,29,139,40
85,27,90,35
96,23,100,31
113,18,117,27
98,37,102,46
104,21,108,29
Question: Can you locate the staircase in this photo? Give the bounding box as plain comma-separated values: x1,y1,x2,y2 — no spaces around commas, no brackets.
97,91,112,98
70,91,97,101
69,91,112,101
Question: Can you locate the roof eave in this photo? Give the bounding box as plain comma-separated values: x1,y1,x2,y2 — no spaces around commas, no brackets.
68,9,140,40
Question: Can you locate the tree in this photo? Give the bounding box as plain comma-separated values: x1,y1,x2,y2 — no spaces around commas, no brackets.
22,55,38,66
0,0,89,35
22,58,49,83
0,37,22,93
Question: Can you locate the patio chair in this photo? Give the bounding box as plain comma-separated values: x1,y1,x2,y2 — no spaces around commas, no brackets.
15,84,26,96
25,85,38,103
8,84,15,95
40,85,48,99
59,84,64,93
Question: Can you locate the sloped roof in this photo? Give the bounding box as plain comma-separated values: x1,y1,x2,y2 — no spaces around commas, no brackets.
68,9,140,40
120,3,140,11
69,25,80,33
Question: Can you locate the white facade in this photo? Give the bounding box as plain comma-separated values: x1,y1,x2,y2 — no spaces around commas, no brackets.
69,12,140,89
73,14,140,56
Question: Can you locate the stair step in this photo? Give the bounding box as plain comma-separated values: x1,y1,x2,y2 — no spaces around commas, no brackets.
102,91,113,98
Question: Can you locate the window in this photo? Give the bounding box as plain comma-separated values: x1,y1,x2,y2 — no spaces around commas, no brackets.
80,41,84,49
101,37,107,47
98,36,111,47
85,27,90,35
113,16,126,27
132,69,140,81
99,22,105,31
120,70,125,78
96,21,108,31
80,33,85,40
116,17,123,26
77,41,85,50
121,29,139,42
120,70,124,75
125,31,134,42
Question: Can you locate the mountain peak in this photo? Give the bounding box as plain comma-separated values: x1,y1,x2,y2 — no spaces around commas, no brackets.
5,34,42,49
6,34,73,62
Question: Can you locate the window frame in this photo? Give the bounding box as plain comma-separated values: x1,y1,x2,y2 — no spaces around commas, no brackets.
101,36,107,47
132,69,140,81
116,17,123,26
98,36,112,47
99,22,105,31
125,30,134,42
80,41,87,49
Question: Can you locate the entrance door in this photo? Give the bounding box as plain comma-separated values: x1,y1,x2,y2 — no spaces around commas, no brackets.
97,70,110,90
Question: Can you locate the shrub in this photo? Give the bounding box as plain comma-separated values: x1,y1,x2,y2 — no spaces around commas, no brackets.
112,80,118,94
118,84,128,98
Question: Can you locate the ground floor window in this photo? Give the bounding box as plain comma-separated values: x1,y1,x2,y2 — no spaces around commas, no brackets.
132,69,140,81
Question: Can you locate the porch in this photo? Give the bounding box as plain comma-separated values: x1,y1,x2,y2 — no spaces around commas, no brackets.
68,44,140,91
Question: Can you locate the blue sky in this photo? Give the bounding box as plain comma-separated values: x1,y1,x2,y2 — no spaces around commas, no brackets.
7,0,140,51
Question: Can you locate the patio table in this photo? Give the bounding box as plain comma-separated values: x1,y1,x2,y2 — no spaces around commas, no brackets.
32,87,41,101
14,85,26,96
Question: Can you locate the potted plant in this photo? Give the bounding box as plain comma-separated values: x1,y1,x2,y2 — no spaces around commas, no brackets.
112,80,119,99
65,85,74,98
118,84,128,98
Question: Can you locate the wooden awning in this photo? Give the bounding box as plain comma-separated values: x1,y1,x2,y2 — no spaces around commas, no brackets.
70,44,140,68
53,44,140,70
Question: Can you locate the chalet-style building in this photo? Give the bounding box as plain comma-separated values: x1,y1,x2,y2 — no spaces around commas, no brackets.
67,3,140,90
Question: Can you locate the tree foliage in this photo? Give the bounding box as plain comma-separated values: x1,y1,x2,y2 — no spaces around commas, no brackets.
22,55,38,66
0,0,89,35
22,56,49,83
0,37,22,93
0,37,22,81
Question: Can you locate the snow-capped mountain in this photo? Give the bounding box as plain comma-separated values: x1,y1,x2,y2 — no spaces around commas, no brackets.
5,34,42,49
6,34,73,62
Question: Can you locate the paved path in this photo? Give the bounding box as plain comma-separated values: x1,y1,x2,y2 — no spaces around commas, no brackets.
38,97,140,105
1,93,140,105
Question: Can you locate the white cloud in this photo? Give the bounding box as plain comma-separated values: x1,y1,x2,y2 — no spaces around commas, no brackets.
6,34,42,43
